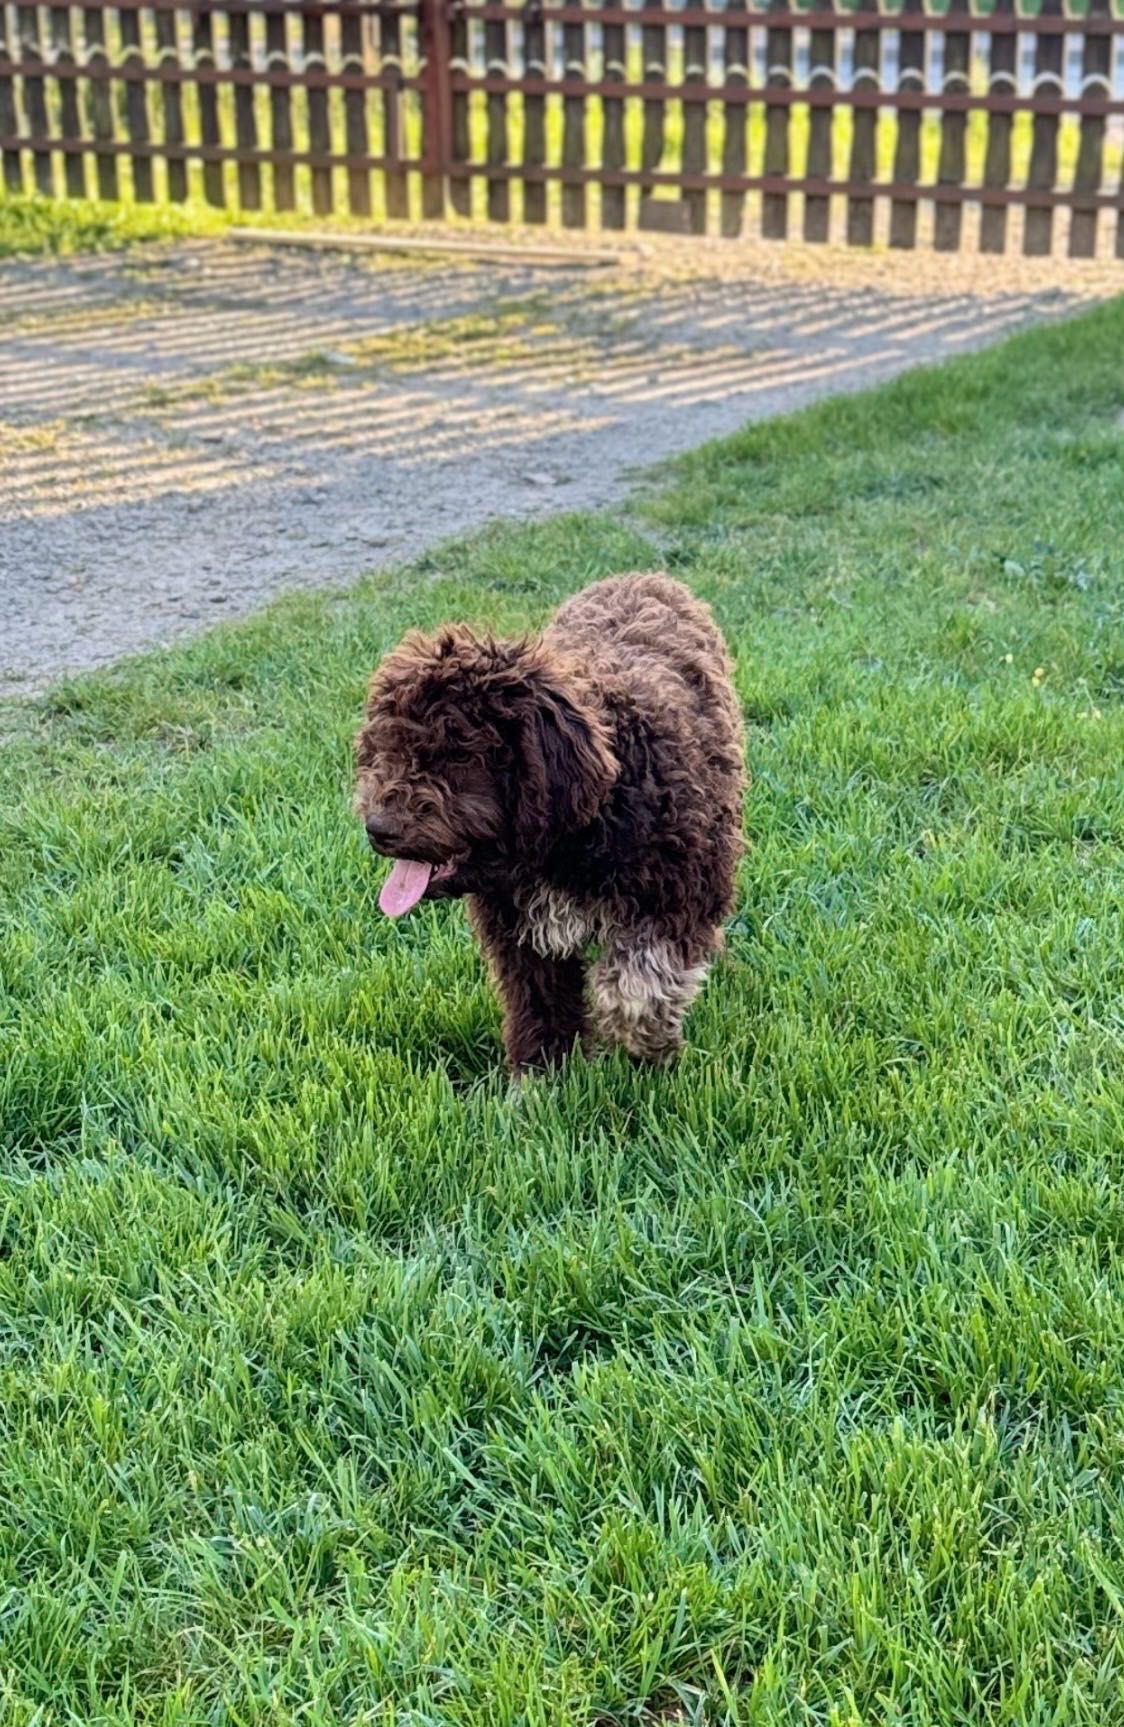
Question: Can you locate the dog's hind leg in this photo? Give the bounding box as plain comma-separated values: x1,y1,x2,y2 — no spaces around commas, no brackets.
590,934,710,1063
469,896,588,1072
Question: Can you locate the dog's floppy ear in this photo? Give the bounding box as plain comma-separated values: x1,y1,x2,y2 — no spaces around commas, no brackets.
514,656,617,851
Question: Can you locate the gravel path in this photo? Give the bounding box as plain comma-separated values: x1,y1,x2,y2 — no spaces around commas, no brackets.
1,232,1118,697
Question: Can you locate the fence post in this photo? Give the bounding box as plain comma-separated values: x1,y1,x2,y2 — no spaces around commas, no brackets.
421,0,451,216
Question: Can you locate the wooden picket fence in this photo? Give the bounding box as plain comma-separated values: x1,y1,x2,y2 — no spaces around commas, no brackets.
1,1,1123,255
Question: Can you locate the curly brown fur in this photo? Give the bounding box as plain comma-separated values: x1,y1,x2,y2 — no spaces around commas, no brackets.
354,573,746,1072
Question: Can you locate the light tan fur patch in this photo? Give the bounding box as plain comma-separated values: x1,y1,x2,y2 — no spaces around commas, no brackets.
590,940,708,1060
519,884,598,959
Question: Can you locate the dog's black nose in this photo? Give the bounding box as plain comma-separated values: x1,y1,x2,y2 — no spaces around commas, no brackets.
365,812,399,851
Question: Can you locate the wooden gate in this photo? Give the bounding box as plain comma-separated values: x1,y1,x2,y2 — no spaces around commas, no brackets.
2,1,1124,256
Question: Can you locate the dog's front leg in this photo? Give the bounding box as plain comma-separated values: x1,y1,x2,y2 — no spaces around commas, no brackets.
468,897,587,1072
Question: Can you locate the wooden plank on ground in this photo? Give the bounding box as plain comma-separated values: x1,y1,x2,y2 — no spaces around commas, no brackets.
228,225,621,267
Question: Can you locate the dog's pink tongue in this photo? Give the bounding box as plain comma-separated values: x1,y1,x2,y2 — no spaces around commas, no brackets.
379,858,434,917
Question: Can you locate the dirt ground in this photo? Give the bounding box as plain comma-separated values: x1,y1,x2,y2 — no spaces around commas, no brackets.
1,229,1119,697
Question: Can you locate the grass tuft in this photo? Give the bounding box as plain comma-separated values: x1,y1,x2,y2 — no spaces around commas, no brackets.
0,191,221,257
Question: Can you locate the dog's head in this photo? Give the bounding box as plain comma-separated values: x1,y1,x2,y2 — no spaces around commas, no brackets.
354,624,618,916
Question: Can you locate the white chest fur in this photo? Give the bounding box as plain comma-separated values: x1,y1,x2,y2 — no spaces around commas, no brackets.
518,884,599,958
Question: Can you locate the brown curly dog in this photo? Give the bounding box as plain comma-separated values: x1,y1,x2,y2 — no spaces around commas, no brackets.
354,573,745,1072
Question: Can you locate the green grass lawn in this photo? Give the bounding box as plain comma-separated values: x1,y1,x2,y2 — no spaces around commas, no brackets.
3,301,1124,1724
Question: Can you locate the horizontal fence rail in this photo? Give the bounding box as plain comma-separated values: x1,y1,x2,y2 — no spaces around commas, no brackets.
1,1,1123,253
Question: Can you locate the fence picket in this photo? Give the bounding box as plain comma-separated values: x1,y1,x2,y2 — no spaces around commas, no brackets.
339,6,368,213
980,0,1015,253
847,2,879,245
303,7,332,212
382,3,412,216
83,1,117,197
640,12,667,217
485,8,510,218
193,8,224,205
1070,0,1110,257
17,4,51,194
265,9,294,209
889,0,923,247
118,2,154,198
522,0,547,222
420,0,446,215
1025,0,1064,255
934,11,969,250
154,5,187,201
562,0,586,226
229,4,260,209
804,13,836,242
0,4,20,191
762,0,792,240
721,0,747,237
682,13,707,232
51,3,85,196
